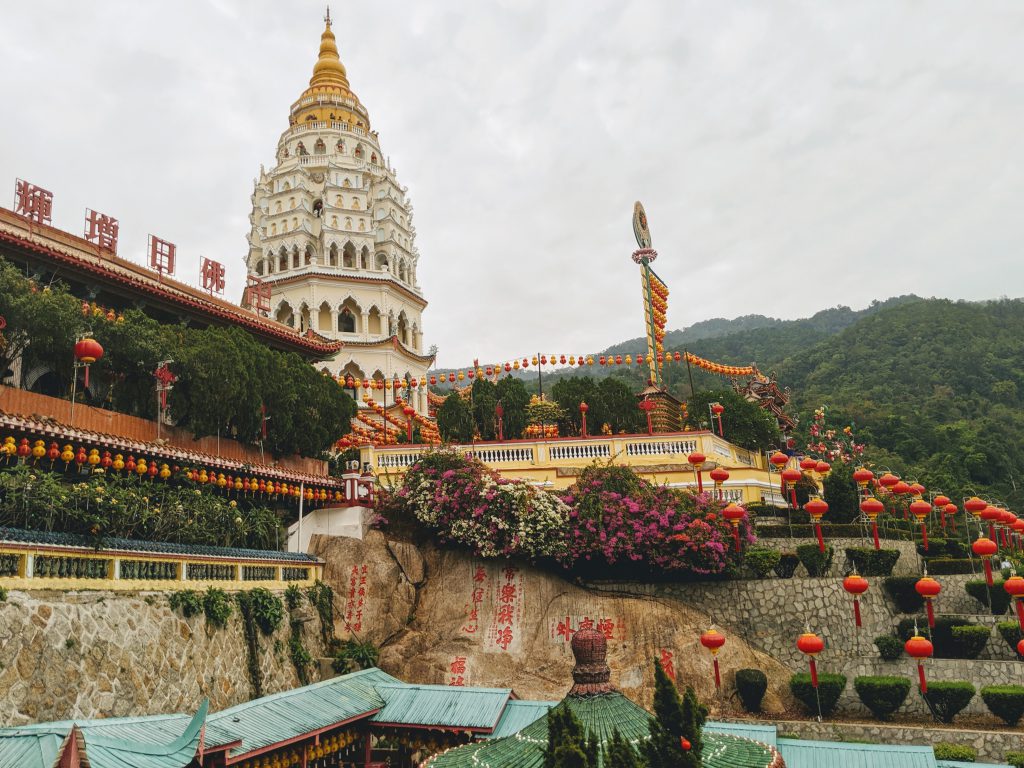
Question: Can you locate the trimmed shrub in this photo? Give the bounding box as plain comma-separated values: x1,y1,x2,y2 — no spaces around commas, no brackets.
933,743,976,761
735,669,768,713
744,547,781,579
773,552,800,579
950,625,991,659
796,544,834,577
789,672,846,717
965,579,1011,615
874,635,903,661
924,681,976,724
757,523,911,539
845,547,900,577
917,538,946,558
981,685,1024,725
944,539,968,559
997,620,1023,656
897,617,986,659
1006,750,1024,768
884,577,925,613
854,675,911,720
926,558,976,575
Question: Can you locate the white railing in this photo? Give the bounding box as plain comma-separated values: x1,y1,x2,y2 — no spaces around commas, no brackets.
625,439,696,457
467,447,534,464
377,451,427,469
708,438,733,459
548,443,611,461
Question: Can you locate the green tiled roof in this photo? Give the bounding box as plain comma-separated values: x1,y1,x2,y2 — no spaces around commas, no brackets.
776,738,937,768
486,701,556,740
373,684,514,731
75,701,207,768
206,667,400,757
0,730,63,768
0,526,318,562
705,720,778,747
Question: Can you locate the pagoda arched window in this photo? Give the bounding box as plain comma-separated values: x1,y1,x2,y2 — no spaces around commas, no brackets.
314,138,326,155
338,309,356,333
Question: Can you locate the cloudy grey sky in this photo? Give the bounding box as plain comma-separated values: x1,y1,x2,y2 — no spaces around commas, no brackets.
2,1,1022,368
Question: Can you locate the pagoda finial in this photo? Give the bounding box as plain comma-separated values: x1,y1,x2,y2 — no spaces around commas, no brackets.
324,5,331,26
308,9,351,91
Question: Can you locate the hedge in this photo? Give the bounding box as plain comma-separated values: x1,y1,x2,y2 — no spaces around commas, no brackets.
950,625,991,660
757,524,910,540
923,681,975,724
744,547,781,579
1006,750,1024,768
883,577,925,613
874,635,903,661
980,685,1024,726
896,617,989,659
854,675,911,720
735,668,768,713
773,552,799,579
789,672,846,717
997,620,1023,657
965,579,1011,615
844,547,900,576
933,743,976,761
796,544,834,577
925,558,977,575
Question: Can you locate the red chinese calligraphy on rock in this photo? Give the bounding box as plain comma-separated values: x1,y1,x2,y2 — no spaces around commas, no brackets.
461,563,487,635
490,566,523,652
200,256,226,295
550,616,621,643
659,648,676,681
14,179,53,225
84,209,119,253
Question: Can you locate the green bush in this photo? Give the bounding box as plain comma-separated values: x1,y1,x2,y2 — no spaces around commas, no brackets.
744,547,781,579
248,588,284,635
284,583,303,610
897,617,985,659
854,676,911,720
773,552,800,579
950,625,991,660
916,538,946,557
873,635,903,661
845,547,901,576
332,638,380,674
965,579,1011,615
981,685,1024,725
884,577,925,613
735,669,768,713
997,620,1023,656
933,743,975,761
789,672,846,717
757,523,911,539
924,681,976,724
169,590,203,618
0,586,7,602
944,539,968,559
1006,750,1024,768
796,544,834,577
203,587,233,628
925,558,977,575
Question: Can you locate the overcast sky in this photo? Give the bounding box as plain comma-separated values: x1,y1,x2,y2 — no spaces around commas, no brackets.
2,1,1022,368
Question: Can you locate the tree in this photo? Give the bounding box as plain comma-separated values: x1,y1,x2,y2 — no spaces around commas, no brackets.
436,392,475,443
644,659,706,768
471,377,498,440
822,462,859,524
684,388,781,451
604,729,641,768
543,706,592,768
551,376,601,435
496,375,530,439
599,376,644,434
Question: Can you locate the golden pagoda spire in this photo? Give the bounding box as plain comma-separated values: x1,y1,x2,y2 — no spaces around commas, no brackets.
309,6,351,92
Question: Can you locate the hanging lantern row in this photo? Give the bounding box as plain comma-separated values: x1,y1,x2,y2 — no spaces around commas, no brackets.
0,437,344,506
233,729,358,768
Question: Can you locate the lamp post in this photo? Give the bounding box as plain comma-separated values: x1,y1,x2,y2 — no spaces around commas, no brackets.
579,401,589,438
688,451,706,494
639,397,656,435
495,401,504,441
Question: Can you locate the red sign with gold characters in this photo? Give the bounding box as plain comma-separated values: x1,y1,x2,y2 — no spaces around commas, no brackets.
84,209,119,254
148,235,176,278
200,256,226,296
14,179,53,226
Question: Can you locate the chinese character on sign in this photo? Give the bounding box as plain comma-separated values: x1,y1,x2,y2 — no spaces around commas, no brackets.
245,275,272,316
84,209,119,253
148,235,176,278
200,257,225,295
14,179,53,225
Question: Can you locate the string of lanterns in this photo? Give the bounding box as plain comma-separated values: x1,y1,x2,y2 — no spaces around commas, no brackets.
233,729,358,768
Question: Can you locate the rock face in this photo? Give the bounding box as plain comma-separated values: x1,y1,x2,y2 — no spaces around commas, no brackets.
309,534,794,712
0,589,328,727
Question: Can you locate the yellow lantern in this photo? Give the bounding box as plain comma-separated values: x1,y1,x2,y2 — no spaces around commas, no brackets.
31,440,45,460
624,355,632,365
217,473,227,487
159,463,171,480
112,453,124,471
135,458,148,475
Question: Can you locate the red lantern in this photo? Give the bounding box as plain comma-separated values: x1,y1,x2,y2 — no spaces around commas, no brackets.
891,480,911,496
796,631,825,688
878,473,900,490
799,456,817,472
933,494,951,508
908,482,926,499
973,535,998,586
709,467,729,501
852,467,874,489
680,738,691,752
815,460,831,476
781,467,802,485
687,451,706,494
722,503,746,552
842,574,869,628
805,497,829,553
700,627,726,689
860,497,884,550
905,634,934,693
965,496,987,519
1005,575,1024,632
915,576,941,628
74,337,104,388
46,442,59,466
909,499,933,550
770,451,789,468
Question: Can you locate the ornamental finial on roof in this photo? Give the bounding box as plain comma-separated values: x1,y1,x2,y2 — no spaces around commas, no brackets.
568,627,614,697
324,5,331,26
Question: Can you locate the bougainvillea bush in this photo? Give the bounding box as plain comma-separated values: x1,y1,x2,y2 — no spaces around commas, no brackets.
396,451,753,577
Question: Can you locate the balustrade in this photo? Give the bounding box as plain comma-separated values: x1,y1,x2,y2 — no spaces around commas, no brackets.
467,447,534,464
624,439,696,457
548,443,610,461
120,559,177,580
242,565,277,581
